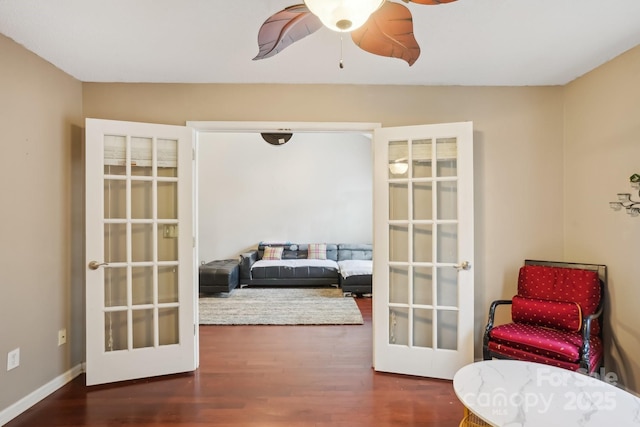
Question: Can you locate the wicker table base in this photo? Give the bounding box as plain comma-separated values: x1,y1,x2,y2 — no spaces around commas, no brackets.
459,407,491,427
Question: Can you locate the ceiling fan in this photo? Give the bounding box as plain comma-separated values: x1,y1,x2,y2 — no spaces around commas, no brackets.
253,0,458,67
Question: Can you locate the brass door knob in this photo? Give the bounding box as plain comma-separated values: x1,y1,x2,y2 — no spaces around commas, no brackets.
88,261,108,270
454,261,471,271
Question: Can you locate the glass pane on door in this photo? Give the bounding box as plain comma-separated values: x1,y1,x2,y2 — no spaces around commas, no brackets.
413,267,433,305
389,183,408,220
412,139,432,178
437,310,458,350
387,134,462,349
389,266,409,304
436,267,458,307
157,139,178,177
104,224,127,263
437,224,457,263
104,267,127,307
101,134,180,353
388,140,409,179
413,182,433,220
105,310,128,352
413,308,433,348
159,308,179,346
131,181,153,219
157,224,178,261
389,225,408,262
158,266,179,304
389,308,409,345
158,182,178,219
132,309,154,349
436,138,457,177
131,224,154,263
104,135,126,175
131,137,152,176
437,181,457,220
104,179,126,219
413,224,433,262
132,266,154,305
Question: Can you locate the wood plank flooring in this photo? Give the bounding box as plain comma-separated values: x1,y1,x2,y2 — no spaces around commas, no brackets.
7,298,465,427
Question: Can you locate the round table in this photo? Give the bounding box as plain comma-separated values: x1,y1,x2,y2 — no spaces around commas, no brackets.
453,360,640,426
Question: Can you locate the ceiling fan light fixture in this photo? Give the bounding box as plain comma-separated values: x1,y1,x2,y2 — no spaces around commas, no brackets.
304,0,385,32
388,161,409,175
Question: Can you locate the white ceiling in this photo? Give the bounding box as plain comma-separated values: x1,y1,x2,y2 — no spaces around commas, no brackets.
1,0,639,86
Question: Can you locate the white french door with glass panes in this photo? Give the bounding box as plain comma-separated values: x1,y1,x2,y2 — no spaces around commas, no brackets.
373,122,474,380
85,118,197,386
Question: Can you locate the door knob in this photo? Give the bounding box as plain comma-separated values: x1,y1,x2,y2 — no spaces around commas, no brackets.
88,261,108,270
455,261,471,271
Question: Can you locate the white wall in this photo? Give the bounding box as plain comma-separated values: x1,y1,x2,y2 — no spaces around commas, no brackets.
197,131,373,262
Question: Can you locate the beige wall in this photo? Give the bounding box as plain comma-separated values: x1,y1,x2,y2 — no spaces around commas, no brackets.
0,34,83,413
83,81,567,363
564,45,640,391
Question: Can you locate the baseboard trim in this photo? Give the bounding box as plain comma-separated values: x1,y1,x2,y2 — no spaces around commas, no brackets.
0,363,84,426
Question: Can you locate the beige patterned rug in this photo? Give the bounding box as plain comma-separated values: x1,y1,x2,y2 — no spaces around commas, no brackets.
199,287,364,325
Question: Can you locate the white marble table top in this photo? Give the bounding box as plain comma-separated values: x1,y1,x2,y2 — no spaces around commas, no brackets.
453,360,640,427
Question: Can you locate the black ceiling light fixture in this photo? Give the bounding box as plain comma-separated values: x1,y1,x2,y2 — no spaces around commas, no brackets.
261,132,293,146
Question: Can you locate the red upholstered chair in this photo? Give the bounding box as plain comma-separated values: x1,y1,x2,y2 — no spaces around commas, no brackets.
483,260,606,374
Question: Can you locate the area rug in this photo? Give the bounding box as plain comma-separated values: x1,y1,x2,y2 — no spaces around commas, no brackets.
199,288,364,325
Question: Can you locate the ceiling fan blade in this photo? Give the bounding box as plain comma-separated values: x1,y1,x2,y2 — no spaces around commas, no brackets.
253,4,322,60
406,0,458,4
351,2,420,66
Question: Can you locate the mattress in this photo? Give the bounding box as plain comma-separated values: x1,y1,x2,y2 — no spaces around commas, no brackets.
338,260,372,278
250,259,339,280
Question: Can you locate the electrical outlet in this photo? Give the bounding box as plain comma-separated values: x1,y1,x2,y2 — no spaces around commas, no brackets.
7,348,20,371
58,329,67,346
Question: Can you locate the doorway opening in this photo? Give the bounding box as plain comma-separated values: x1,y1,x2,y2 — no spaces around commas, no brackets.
188,120,380,266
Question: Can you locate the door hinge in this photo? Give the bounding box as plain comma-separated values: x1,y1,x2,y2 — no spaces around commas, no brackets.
192,148,195,160
194,324,196,335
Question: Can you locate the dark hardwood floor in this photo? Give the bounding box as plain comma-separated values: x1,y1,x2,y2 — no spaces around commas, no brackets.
7,298,465,426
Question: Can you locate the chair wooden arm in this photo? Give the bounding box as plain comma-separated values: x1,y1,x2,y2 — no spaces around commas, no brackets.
482,299,512,360
485,300,513,331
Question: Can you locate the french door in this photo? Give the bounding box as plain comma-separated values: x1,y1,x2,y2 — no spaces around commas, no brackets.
85,118,197,386
373,122,474,380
